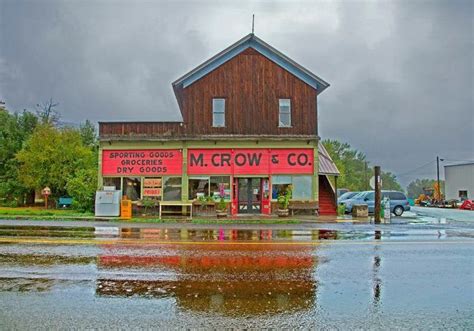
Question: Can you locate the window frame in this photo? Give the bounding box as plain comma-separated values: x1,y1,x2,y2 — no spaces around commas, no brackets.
212,98,226,128
278,98,292,128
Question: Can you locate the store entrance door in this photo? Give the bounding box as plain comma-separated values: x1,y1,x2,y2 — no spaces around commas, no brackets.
237,178,261,214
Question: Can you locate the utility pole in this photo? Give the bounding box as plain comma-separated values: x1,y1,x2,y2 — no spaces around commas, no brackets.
374,166,381,224
436,156,444,202
365,161,368,191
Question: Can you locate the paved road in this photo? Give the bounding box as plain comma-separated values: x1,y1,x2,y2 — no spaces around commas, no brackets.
0,221,473,329
412,206,474,222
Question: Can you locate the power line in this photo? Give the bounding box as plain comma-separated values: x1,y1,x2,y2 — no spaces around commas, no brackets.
397,160,436,177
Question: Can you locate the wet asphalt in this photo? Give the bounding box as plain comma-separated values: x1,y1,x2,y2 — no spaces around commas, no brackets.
0,210,473,329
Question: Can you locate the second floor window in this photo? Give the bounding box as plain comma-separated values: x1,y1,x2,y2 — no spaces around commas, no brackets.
212,98,225,127
279,99,291,127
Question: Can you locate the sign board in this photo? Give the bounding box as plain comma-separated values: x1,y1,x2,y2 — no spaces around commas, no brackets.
42,187,51,196
369,176,382,189
187,149,314,175
143,188,161,197
143,177,162,197
143,178,162,187
102,150,182,176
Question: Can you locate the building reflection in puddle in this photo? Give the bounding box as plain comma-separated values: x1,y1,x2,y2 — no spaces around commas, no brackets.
119,228,348,241
96,241,318,316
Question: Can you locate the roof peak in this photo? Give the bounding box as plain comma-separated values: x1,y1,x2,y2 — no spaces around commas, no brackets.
172,34,329,93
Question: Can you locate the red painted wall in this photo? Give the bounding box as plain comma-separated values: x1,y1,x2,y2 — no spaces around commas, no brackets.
188,148,313,175
102,150,183,176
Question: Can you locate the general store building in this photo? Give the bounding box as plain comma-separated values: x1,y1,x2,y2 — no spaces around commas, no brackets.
98,34,339,216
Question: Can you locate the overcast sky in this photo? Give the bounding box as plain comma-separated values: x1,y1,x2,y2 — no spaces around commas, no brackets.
1,0,473,186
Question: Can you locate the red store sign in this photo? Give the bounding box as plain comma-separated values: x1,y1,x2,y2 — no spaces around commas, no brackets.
102,150,182,176
187,149,314,175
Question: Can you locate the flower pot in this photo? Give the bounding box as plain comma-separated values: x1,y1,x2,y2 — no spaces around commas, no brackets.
216,210,227,218
277,208,289,217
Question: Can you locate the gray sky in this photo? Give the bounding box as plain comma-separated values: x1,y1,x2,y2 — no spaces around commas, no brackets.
1,0,473,187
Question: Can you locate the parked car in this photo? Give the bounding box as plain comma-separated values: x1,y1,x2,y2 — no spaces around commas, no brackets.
337,191,360,204
343,190,411,216
337,188,350,197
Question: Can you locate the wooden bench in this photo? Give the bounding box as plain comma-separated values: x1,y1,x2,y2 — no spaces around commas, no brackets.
159,201,193,220
288,202,319,216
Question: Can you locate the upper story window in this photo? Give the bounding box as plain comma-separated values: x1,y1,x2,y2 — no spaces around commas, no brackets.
279,99,291,127
212,98,225,127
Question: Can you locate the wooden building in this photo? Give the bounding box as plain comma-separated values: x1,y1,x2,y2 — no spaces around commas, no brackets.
98,33,339,216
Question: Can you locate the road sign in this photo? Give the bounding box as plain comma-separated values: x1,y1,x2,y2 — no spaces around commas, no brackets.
369,176,382,189
42,187,51,196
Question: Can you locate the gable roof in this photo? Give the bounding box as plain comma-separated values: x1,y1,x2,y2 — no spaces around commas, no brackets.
172,33,330,93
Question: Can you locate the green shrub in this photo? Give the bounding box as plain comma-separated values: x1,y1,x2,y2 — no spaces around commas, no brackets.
66,169,97,212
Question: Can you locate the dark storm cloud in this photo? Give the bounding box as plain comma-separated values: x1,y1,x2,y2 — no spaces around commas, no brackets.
1,0,472,186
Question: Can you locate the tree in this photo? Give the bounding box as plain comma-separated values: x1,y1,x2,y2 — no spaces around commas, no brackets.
322,139,372,191
36,98,60,125
66,168,97,212
381,171,403,192
322,139,403,192
79,120,98,150
0,109,38,205
406,178,444,199
16,124,96,201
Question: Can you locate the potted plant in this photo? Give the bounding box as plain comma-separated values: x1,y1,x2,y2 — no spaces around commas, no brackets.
140,197,156,216
215,183,227,218
277,185,292,217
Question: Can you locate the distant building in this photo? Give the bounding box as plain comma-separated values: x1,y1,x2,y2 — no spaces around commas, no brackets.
98,34,340,215
444,163,474,200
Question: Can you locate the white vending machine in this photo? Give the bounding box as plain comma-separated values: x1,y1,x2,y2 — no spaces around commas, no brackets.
95,188,121,217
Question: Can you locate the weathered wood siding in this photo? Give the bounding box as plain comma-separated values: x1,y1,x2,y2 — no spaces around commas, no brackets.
99,122,184,138
175,48,318,136
100,47,319,139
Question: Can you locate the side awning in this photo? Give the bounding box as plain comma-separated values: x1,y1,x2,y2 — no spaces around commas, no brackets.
318,142,340,176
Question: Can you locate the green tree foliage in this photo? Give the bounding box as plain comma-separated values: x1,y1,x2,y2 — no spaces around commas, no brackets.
16,124,96,202
66,168,97,212
381,172,403,192
406,178,444,199
322,139,403,192
79,119,98,150
0,109,38,204
0,104,98,212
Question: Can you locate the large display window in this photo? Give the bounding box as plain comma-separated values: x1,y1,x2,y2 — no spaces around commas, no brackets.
271,175,312,200
163,177,182,201
122,177,141,201
210,176,231,200
103,177,121,190
187,176,231,201
188,177,209,200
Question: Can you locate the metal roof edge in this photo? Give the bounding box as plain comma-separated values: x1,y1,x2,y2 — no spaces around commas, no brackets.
444,162,474,167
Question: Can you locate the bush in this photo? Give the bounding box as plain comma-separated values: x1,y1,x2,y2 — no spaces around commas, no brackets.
66,169,97,212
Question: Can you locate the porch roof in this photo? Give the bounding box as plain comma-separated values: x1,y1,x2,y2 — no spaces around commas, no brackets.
318,142,340,176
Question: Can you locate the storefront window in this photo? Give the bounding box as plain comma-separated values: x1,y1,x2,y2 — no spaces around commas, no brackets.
122,177,141,201
163,177,182,201
272,176,292,200
210,176,231,201
188,177,209,200
292,176,312,200
271,175,312,200
103,177,121,190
